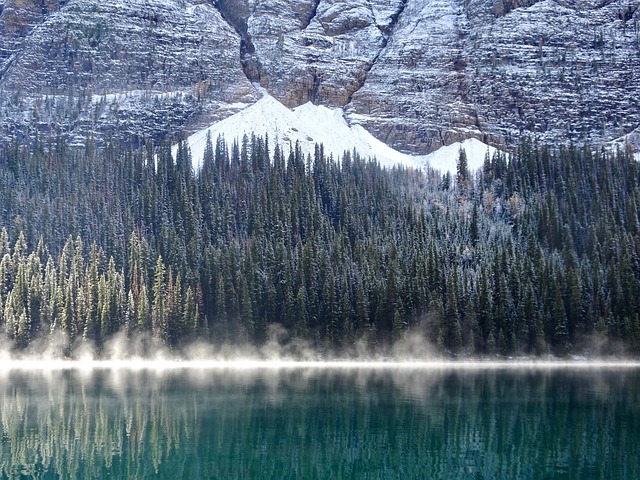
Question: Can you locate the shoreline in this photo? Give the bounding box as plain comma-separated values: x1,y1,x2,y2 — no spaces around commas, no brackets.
1,358,640,370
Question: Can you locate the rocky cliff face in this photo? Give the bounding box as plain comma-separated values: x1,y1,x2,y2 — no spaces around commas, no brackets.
215,0,408,108
0,0,638,152
0,0,258,143
2,0,254,97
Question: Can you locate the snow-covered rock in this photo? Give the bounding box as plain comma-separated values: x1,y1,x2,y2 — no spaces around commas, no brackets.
216,0,640,153
0,0,257,142
1,0,254,99
1,0,638,152
606,127,640,161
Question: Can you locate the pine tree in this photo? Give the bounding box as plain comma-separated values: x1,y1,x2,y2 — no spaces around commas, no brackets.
151,255,167,341
456,147,469,188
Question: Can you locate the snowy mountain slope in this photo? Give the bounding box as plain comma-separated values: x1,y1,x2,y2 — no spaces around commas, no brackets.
178,93,496,175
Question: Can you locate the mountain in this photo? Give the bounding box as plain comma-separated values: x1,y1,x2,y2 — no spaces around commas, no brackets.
1,0,639,154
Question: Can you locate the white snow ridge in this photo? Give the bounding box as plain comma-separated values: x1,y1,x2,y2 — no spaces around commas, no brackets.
177,94,497,175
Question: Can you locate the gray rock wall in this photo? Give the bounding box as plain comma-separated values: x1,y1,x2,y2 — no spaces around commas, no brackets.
1,0,638,152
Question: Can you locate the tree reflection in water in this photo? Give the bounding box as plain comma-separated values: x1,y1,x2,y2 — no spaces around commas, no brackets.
0,367,638,479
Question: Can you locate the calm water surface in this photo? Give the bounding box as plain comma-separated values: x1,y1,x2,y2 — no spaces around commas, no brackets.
0,366,638,479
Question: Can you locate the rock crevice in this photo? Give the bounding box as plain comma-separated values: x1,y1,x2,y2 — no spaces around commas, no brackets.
302,0,322,29
344,0,408,107
212,0,263,85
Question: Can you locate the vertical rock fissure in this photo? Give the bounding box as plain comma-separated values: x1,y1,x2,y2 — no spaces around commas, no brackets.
212,0,263,84
302,0,321,30
344,0,408,108
0,57,14,82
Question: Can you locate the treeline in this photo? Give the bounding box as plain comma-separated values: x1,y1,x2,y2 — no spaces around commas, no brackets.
0,132,638,356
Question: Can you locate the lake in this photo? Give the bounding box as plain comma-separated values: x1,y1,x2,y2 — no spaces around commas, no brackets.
0,363,638,479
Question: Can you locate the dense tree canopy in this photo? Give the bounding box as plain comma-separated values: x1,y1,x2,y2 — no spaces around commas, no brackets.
0,132,638,357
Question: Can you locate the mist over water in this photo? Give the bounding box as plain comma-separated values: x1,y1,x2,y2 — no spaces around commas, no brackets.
1,324,638,479
1,325,638,368
3,326,440,363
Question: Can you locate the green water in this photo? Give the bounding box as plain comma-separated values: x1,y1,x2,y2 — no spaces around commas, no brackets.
0,367,638,479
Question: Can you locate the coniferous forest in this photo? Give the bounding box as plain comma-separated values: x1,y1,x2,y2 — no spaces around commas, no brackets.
0,132,639,357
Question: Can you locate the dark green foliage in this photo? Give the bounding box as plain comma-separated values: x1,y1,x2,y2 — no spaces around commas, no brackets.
0,133,638,356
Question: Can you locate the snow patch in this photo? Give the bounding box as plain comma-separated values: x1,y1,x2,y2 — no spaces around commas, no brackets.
605,129,640,161
177,94,497,175
91,89,187,104
422,138,497,175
